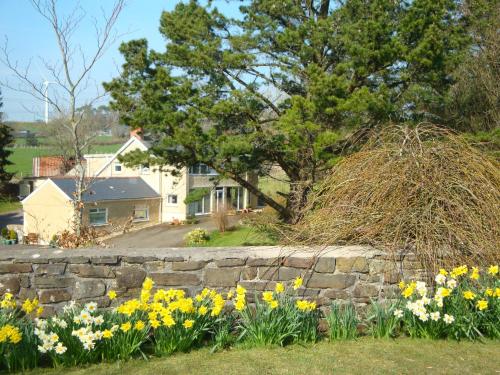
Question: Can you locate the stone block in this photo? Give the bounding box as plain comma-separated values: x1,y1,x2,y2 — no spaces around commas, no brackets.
123,256,158,263
35,263,67,276
18,288,37,300
38,289,71,304
369,260,387,274
164,256,184,262
73,279,106,299
0,263,32,274
151,273,201,286
204,268,240,287
335,257,369,273
19,275,30,288
115,267,146,289
172,261,207,271
64,256,89,264
239,280,277,291
247,258,281,267
320,289,351,300
14,258,48,264
383,270,401,284
91,256,118,265
69,264,115,278
143,261,165,272
307,274,356,289
34,276,74,289
314,258,336,273
277,267,305,281
241,267,258,280
283,257,315,269
0,276,20,294
78,296,111,308
353,283,380,298
215,258,246,267
258,267,279,280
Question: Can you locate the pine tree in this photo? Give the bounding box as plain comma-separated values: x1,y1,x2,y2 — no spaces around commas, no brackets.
0,89,14,194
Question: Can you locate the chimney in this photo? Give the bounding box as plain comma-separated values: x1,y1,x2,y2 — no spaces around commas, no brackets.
130,127,143,140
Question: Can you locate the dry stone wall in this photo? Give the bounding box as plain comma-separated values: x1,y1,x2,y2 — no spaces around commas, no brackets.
0,246,424,315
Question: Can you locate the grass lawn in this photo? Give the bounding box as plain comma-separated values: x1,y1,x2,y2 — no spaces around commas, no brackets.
202,226,277,246
6,144,122,177
27,338,500,375
0,200,21,213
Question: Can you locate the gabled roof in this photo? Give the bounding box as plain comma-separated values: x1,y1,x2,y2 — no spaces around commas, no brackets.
22,177,160,205
52,177,160,202
94,136,150,177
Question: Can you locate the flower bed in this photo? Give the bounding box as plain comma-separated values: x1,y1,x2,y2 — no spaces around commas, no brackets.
0,266,498,373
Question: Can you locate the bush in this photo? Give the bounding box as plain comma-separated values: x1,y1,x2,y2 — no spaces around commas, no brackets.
1,228,8,238
8,230,17,241
235,278,320,346
326,301,359,340
290,124,500,271
184,228,210,246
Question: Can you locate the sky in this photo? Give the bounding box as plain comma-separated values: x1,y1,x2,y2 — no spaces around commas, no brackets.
0,0,241,122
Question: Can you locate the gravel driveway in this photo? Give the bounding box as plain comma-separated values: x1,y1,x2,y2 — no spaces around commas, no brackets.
104,215,240,248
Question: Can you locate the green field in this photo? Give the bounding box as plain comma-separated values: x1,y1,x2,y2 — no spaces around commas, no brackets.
26,338,500,375
6,145,122,177
0,200,21,213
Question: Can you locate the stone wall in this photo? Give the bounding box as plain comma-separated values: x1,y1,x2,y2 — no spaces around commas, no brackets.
0,246,424,315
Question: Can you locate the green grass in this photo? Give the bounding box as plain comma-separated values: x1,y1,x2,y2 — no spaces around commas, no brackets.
25,338,500,375
0,200,21,213
6,144,122,177
202,226,276,246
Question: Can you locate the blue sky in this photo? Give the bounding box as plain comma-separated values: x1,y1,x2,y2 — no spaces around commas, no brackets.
0,0,241,121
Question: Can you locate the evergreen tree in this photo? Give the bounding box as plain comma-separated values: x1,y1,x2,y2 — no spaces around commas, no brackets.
105,0,469,221
0,89,14,193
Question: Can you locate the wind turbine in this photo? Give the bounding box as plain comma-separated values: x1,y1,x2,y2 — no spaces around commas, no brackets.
43,80,55,124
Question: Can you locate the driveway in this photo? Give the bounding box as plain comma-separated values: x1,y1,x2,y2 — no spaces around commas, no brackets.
104,215,241,248
0,210,22,229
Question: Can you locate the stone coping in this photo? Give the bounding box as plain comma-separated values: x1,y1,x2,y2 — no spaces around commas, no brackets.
0,245,384,263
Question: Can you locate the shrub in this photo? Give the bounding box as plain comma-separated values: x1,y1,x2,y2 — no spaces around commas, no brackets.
212,207,228,233
8,230,17,241
235,278,320,346
290,124,500,271
1,228,8,238
326,301,359,340
396,265,500,340
184,228,210,246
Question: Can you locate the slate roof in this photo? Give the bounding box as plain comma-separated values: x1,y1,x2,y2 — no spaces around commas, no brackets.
50,177,160,203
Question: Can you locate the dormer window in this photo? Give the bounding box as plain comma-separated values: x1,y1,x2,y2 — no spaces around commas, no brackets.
114,162,122,173
140,163,150,175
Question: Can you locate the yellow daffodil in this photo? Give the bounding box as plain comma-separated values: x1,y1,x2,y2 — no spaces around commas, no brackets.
198,306,208,316
398,281,406,290
485,288,494,297
463,290,476,300
102,329,113,339
488,265,498,276
142,277,154,291
269,300,279,309
120,322,132,332
134,320,145,330
293,277,303,290
262,291,274,302
439,268,448,276
476,299,488,311
236,285,246,295
275,282,285,294
107,290,117,300
470,267,479,280
183,319,194,329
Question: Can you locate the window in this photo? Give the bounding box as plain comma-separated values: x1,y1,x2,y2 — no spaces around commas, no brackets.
140,163,150,175
114,162,122,173
188,163,217,175
89,208,107,226
167,194,178,204
133,205,149,221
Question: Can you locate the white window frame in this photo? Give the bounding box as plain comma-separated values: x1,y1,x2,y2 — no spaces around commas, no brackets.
166,194,178,205
133,205,149,222
89,208,108,226
113,162,122,174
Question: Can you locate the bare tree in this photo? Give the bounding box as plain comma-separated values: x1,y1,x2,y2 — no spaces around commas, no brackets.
0,0,125,236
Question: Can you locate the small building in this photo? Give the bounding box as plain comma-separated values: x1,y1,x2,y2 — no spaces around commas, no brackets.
22,177,160,243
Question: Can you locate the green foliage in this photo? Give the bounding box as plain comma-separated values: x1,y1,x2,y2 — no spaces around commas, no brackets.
237,284,319,346
367,300,400,339
8,230,17,241
25,132,39,147
326,302,359,340
0,89,14,191
105,0,471,220
184,188,211,205
1,228,8,238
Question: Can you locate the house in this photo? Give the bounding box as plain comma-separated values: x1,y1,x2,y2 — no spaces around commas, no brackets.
21,131,259,242
22,177,161,242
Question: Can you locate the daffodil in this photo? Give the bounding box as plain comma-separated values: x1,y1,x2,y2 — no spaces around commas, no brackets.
275,282,285,294
183,319,194,329
463,290,476,300
476,299,488,311
107,290,117,300
488,265,498,276
120,322,132,332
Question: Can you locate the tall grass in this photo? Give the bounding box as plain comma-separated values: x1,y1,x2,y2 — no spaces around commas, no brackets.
326,302,359,340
